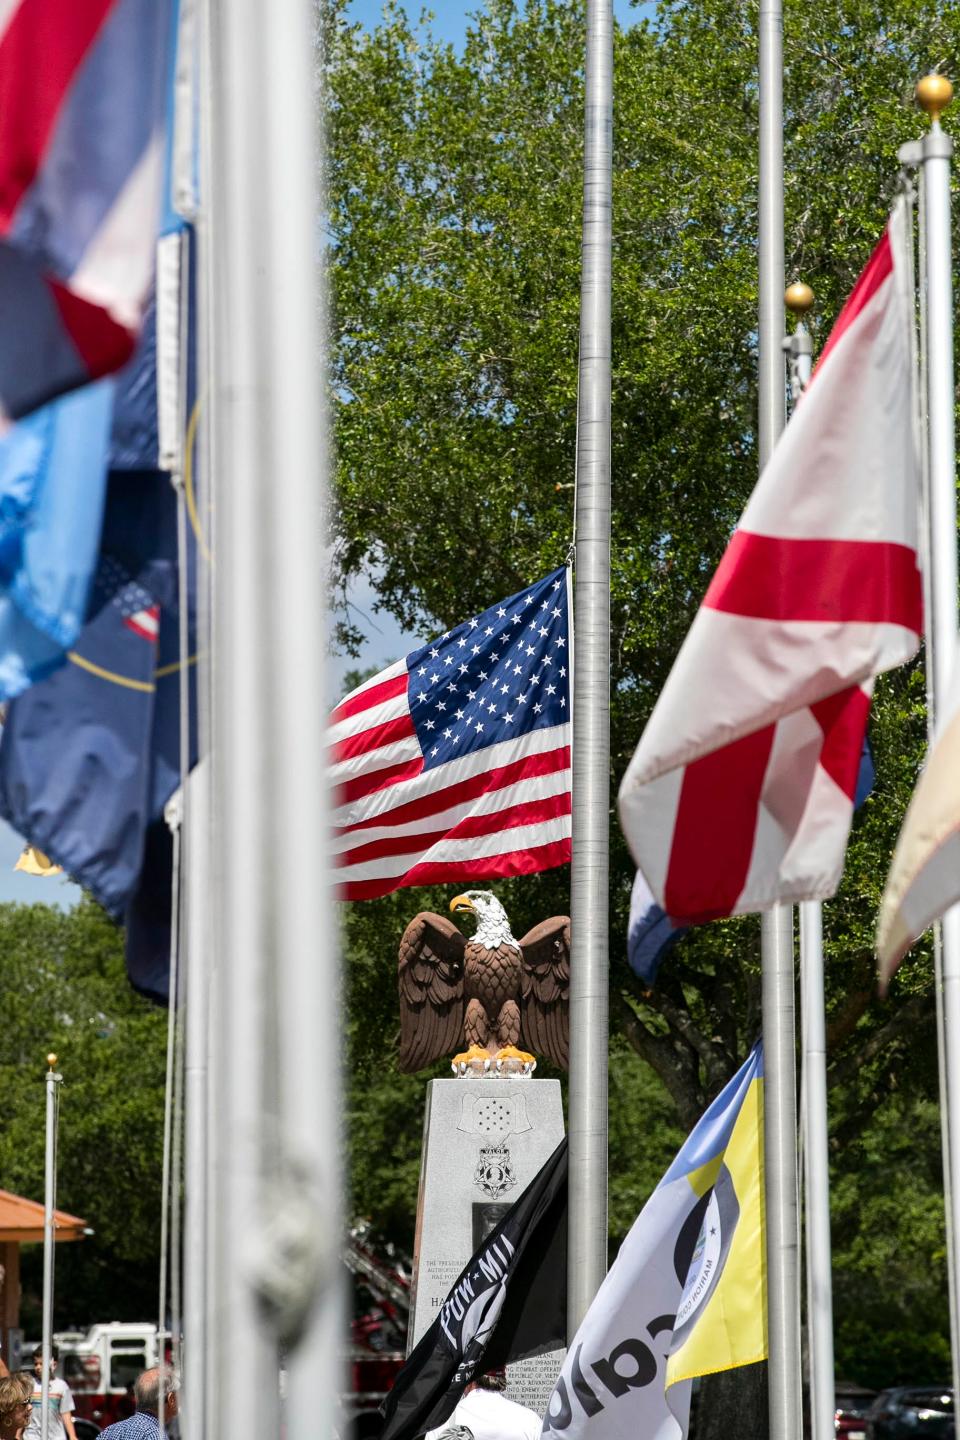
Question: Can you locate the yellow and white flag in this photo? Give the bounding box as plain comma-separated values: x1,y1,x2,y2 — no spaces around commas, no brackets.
542,1046,765,1440
878,643,960,988
665,1048,765,1389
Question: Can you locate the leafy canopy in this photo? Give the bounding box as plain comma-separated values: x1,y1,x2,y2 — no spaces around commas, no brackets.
327,0,960,1388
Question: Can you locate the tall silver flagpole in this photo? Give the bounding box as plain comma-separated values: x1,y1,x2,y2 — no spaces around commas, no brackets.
181,764,210,1440
784,285,836,1440
40,1054,62,1440
758,3,802,1437
800,901,835,1440
916,73,960,1405
567,0,613,1335
205,0,338,1435
189,2,217,1431
910,106,960,1395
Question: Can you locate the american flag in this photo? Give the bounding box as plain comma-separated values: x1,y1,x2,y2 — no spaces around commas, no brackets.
332,568,572,901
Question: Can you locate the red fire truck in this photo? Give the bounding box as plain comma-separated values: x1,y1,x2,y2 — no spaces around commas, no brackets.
343,1223,410,1438
53,1322,159,1430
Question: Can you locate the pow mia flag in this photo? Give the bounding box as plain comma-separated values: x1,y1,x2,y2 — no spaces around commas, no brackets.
379,1139,567,1440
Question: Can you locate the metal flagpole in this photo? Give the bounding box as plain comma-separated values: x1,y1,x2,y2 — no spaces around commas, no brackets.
800,901,835,1440
40,1054,62,1440
205,0,338,1436
784,286,836,1440
181,765,210,1440
189,2,217,1432
567,0,613,1336
908,109,960,1396
915,73,960,1405
758,3,802,1437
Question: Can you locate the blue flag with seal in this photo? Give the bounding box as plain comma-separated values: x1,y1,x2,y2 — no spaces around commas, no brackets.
0,469,195,999
543,1044,765,1440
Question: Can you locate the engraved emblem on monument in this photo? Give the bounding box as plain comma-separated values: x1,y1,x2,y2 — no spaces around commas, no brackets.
458,1093,532,1135
473,1140,517,1198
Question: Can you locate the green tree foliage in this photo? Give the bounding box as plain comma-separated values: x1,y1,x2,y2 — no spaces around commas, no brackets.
327,0,960,1388
0,899,166,1332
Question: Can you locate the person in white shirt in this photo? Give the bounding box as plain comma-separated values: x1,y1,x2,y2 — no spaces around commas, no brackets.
24,1348,77,1440
425,1370,542,1440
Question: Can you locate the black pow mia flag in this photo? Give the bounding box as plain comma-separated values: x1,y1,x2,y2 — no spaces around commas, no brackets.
379,1138,568,1440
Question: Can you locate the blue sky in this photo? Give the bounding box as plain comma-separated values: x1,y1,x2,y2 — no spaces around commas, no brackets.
345,0,652,51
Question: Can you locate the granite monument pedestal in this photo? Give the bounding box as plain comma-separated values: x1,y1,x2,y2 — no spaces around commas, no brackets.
409,1073,566,1415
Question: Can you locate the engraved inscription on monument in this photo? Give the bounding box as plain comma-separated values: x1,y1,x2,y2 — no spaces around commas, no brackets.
409,1077,566,1408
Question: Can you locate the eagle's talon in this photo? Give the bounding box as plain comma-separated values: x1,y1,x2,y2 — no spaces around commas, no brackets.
452,1044,491,1068
495,1046,536,1065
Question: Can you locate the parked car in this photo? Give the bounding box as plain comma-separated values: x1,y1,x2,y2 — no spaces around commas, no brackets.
866,1386,955,1440
836,1382,877,1440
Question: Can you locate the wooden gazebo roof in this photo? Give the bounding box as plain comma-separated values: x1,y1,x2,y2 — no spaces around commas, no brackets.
0,1189,87,1243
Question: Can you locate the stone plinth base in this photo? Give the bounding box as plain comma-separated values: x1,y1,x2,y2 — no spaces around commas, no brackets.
408,1076,566,1412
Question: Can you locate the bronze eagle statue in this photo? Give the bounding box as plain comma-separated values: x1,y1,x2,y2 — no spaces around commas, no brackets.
397,889,570,1072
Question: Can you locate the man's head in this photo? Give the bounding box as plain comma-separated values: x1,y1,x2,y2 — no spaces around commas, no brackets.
133,1367,179,1421
468,1368,507,1394
31,1347,58,1379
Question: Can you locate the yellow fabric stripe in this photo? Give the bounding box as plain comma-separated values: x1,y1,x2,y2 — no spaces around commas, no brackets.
666,1074,767,1385
155,652,199,679
67,652,155,692
684,1153,723,1199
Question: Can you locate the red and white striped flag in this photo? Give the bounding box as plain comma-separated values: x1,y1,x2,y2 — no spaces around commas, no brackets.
331,569,571,901
619,197,922,923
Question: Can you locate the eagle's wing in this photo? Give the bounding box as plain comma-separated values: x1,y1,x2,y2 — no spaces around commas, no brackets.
397,912,467,1072
518,915,570,1070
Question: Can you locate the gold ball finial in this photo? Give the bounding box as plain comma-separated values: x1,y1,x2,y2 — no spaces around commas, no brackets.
916,74,953,122
46,1053,58,1067
785,281,814,316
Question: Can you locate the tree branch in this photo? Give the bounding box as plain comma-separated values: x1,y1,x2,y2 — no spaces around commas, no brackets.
827,993,932,1090
637,977,730,1095
615,992,704,1127
825,951,875,1053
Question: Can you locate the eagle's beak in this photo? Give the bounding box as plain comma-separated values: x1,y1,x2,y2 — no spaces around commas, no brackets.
450,893,475,915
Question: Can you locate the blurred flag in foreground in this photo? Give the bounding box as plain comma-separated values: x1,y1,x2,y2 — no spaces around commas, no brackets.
0,0,173,420
543,1046,764,1440
619,198,921,924
877,646,960,987
379,1139,567,1440
0,471,192,992
0,381,115,699
332,569,571,900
